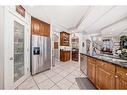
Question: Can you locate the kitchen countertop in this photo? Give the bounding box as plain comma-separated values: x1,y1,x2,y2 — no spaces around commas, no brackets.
80,53,127,68
60,49,70,52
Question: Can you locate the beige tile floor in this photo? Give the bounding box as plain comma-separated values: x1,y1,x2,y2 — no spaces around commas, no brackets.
17,60,87,90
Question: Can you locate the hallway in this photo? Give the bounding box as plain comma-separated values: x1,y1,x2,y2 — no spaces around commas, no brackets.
17,60,87,90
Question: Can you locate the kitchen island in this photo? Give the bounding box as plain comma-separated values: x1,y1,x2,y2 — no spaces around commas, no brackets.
80,53,127,89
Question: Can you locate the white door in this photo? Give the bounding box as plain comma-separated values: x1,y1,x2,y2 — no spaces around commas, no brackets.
4,9,29,89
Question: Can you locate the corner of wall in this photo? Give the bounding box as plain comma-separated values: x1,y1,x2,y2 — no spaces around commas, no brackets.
0,6,4,89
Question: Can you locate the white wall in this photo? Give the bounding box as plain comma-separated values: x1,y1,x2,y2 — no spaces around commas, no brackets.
80,33,91,53
54,32,60,61
70,32,84,62
0,6,4,89
50,24,60,62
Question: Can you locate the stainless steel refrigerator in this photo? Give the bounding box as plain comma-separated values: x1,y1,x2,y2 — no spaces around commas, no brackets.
31,35,51,75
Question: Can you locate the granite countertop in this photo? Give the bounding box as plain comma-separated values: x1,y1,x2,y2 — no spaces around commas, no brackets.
80,53,127,68
60,49,70,52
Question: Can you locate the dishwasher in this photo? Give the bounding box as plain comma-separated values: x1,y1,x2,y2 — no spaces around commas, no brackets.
80,54,87,75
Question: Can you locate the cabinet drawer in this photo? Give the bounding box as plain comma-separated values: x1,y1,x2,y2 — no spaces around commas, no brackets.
116,66,127,80
88,57,95,64
100,61,115,75
95,59,102,66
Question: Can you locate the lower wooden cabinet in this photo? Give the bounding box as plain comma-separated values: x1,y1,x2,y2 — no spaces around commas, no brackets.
87,57,96,84
60,50,70,62
96,67,115,89
116,76,127,89
116,66,127,89
72,50,79,61
86,56,127,89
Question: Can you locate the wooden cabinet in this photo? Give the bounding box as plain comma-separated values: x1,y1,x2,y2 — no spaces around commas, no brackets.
31,17,50,37
116,76,127,89
116,66,127,89
87,57,96,84
31,17,41,35
60,32,70,46
43,23,50,36
96,65,115,89
87,57,115,89
83,54,127,89
72,50,79,61
60,50,70,62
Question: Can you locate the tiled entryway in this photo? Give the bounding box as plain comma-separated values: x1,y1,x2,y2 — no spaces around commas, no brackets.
17,60,87,90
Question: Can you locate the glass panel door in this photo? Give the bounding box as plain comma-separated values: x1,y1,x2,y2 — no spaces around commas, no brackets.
14,21,24,82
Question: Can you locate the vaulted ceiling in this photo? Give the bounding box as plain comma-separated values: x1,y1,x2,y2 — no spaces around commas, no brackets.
24,6,127,36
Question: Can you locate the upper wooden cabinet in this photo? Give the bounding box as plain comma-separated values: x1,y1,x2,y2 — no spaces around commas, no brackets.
31,17,50,37
60,32,70,46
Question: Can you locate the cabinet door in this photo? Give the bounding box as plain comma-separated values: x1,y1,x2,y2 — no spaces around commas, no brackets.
97,67,115,89
116,66,127,89
95,66,100,89
40,22,45,36
116,76,127,89
31,17,41,35
60,51,64,61
44,24,50,37
60,32,70,46
60,33,64,46
87,61,96,84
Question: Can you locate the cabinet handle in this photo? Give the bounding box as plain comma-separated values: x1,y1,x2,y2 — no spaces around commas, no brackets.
115,75,118,78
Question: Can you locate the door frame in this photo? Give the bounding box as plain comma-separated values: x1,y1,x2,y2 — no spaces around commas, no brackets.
4,8,29,89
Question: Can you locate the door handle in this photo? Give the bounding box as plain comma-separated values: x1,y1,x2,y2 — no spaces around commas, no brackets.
9,57,14,60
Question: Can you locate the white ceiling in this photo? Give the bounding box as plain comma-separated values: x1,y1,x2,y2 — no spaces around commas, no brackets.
101,20,127,37
78,6,127,36
24,6,127,36
24,6,89,30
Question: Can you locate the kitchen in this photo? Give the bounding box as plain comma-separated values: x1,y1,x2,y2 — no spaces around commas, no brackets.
0,5,127,90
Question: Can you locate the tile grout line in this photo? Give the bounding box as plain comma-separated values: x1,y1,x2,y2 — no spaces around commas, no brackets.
47,77,61,89
17,76,32,90
50,61,80,89
48,69,75,89
18,60,80,90
47,70,66,89
32,76,40,90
